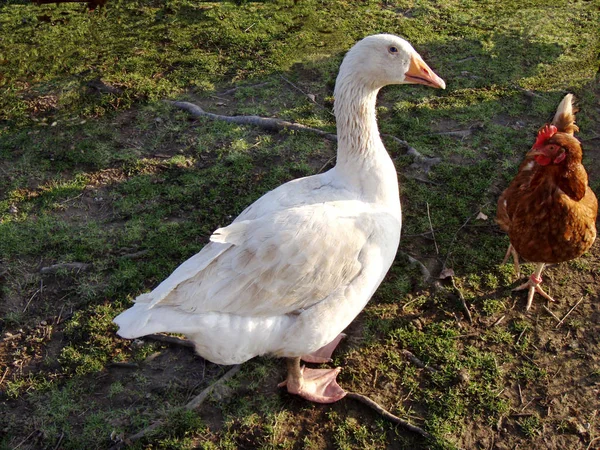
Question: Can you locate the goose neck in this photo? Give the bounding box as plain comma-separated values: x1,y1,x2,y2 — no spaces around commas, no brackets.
333,79,382,161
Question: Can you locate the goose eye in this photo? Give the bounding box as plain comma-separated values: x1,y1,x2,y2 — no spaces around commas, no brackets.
388,46,398,54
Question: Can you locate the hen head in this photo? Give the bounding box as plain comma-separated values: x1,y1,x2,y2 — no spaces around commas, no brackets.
529,125,582,167
529,94,582,167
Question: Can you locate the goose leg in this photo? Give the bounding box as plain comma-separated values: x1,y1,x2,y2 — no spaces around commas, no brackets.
513,263,555,310
301,333,346,363
278,357,347,403
502,243,521,278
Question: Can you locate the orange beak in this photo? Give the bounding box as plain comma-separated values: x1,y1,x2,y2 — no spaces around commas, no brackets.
405,53,446,89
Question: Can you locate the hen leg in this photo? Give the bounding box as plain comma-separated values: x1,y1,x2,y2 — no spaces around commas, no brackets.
301,334,346,363
502,244,521,278
278,357,347,403
513,263,555,310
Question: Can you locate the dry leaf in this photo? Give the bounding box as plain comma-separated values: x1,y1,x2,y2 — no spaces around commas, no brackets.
307,94,316,102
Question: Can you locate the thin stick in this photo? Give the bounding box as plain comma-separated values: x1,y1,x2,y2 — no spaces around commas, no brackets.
116,365,241,447
542,305,560,323
491,315,506,327
382,134,440,167
40,262,91,275
520,397,535,412
278,75,334,116
144,333,195,348
185,364,241,410
219,82,271,96
168,100,338,141
555,297,585,329
404,253,432,283
23,287,41,313
346,392,431,439
442,205,489,271
426,203,439,255
317,156,336,174
0,367,9,385
401,350,438,373
168,101,431,161
515,328,527,345
53,432,65,450
586,436,600,450
517,383,524,405
450,277,473,323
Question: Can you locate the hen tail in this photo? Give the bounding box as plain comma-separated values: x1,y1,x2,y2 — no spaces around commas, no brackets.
552,93,579,135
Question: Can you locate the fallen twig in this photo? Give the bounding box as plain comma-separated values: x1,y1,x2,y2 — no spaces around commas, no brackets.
168,101,338,141
168,101,434,163
22,288,41,313
403,253,432,283
278,75,333,116
405,175,440,185
441,204,490,273
144,333,195,348
185,364,241,410
491,315,506,327
450,277,473,323
219,82,271,96
108,362,139,369
40,262,91,275
113,365,241,448
317,156,336,174
542,305,561,323
586,436,600,450
401,350,439,373
346,392,431,439
0,367,9,385
426,202,439,255
517,383,524,406
119,250,149,260
435,129,472,138
383,134,441,172
555,297,585,328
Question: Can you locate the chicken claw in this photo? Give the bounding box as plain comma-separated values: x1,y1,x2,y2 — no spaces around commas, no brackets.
512,263,556,310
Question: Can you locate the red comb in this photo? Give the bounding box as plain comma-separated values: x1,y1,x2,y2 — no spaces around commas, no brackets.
533,124,558,149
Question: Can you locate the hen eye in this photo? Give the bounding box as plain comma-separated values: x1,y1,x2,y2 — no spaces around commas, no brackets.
388,46,398,54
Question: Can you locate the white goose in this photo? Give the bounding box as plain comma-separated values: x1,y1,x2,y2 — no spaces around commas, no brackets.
114,34,445,403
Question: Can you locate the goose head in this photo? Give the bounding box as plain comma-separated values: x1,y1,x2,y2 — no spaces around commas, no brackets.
337,34,446,91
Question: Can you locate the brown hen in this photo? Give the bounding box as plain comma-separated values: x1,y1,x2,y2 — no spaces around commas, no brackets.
496,94,597,310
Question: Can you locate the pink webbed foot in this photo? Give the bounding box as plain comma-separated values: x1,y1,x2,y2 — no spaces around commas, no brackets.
278,365,347,403
301,334,346,364
513,273,556,311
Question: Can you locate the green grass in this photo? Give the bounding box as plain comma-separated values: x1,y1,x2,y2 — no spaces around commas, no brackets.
1,0,599,449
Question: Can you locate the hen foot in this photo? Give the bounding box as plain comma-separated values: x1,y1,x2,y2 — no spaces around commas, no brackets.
502,244,521,278
513,273,555,311
279,357,347,403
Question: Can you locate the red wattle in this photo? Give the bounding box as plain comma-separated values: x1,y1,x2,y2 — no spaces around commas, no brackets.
534,155,551,166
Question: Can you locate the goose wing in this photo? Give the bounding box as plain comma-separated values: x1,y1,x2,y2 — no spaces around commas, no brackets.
140,200,397,316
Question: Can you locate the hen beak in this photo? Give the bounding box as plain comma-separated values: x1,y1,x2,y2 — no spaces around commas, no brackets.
405,53,446,89
527,148,545,157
